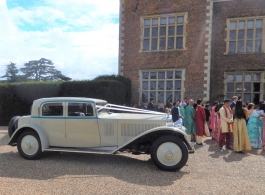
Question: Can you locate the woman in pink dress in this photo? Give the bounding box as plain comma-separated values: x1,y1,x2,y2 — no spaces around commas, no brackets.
210,101,218,140
214,103,224,143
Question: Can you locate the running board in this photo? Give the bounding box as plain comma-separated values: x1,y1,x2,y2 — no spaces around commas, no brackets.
43,147,114,154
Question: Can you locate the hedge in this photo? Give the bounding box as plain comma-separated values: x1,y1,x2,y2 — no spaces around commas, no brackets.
0,80,126,125
94,74,131,105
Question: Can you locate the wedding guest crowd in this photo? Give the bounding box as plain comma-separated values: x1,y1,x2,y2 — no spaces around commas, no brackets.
136,95,265,154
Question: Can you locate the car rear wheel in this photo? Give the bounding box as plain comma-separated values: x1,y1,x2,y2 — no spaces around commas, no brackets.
151,135,188,171
17,130,42,160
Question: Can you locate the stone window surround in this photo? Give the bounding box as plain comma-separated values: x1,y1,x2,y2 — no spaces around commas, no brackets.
225,16,265,54
224,71,265,104
139,68,186,104
140,12,188,52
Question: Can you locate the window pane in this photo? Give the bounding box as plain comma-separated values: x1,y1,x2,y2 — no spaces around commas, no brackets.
152,27,158,37
175,71,182,79
150,72,157,79
230,30,236,40
175,80,181,90
174,91,181,100
253,83,260,92
237,41,244,53
245,74,252,81
158,81,165,90
236,74,243,82
142,81,148,90
168,37,174,49
177,16,184,24
244,93,251,102
238,30,245,39
150,81,156,90
142,92,148,102
239,21,245,28
160,27,166,36
229,42,236,53
158,91,164,103
143,39,149,51
254,74,261,81
152,18,158,26
230,21,237,29
144,28,150,37
42,103,63,116
176,37,183,49
144,19,150,26
227,83,234,92
247,29,253,39
167,71,173,79
166,81,173,90
253,94,260,105
235,83,243,92
166,91,173,102
256,19,263,28
168,17,175,24
255,40,262,52
151,38,158,50
227,74,234,81
245,82,251,92
160,38,166,50
226,93,233,99
246,41,253,52
256,29,262,39
143,72,149,79
158,72,165,79
150,91,156,99
168,26,175,36
247,20,254,28
160,18,167,25
177,26,183,35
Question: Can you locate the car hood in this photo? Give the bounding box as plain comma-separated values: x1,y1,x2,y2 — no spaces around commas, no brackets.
99,113,168,121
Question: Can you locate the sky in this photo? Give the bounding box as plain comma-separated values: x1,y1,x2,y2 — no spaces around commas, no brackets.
0,0,120,80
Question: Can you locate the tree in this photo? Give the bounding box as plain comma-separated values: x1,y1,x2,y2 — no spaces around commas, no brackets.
0,62,20,82
20,58,71,81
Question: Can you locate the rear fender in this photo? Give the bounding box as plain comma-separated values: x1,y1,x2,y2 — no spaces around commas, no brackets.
113,126,194,153
8,124,49,151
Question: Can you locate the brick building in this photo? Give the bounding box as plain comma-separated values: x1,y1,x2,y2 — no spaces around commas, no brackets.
119,0,265,105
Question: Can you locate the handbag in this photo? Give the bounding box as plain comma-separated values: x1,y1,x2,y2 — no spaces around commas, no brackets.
205,122,210,137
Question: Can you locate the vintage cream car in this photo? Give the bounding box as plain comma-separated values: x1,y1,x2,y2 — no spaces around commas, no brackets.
8,97,194,171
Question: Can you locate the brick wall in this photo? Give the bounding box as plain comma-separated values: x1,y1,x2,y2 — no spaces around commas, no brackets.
120,0,209,103
210,0,265,101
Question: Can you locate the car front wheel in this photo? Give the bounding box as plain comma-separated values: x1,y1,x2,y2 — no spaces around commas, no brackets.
151,135,188,171
17,130,42,160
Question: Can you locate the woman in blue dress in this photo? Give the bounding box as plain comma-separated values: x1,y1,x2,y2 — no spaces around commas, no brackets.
247,103,265,148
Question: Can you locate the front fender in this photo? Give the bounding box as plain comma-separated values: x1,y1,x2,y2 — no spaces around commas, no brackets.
8,124,49,151
113,126,194,153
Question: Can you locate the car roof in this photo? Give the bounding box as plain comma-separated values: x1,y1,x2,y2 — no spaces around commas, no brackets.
34,97,107,104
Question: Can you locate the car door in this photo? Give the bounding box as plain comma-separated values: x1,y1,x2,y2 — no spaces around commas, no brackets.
65,102,100,147
39,102,66,147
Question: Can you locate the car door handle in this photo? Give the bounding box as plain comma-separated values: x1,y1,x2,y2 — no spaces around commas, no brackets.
40,120,44,123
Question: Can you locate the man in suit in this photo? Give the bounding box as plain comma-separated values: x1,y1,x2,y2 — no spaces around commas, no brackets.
147,97,156,111
171,101,180,123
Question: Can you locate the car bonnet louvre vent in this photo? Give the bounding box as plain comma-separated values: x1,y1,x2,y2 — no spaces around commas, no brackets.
121,123,161,137
104,123,114,136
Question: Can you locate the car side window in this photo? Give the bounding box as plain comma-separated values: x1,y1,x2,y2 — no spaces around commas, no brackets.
42,103,63,116
68,103,95,117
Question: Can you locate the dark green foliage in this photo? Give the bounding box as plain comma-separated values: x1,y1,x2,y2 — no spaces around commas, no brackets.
94,74,131,105
59,80,126,105
20,58,71,81
1,62,20,82
0,80,126,125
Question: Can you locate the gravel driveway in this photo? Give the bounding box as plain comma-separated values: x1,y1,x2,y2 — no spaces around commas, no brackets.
0,126,265,195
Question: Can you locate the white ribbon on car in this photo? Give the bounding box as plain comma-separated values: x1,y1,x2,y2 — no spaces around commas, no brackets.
96,104,165,115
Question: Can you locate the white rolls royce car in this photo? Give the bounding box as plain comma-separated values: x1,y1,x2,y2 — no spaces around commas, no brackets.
8,97,194,171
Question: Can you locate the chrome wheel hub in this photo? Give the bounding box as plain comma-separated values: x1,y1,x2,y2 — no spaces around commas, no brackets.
157,142,182,166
